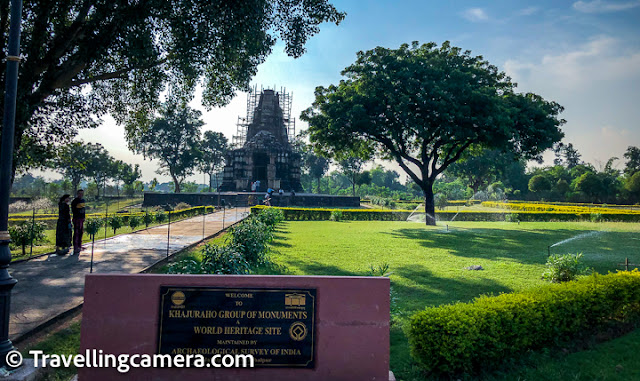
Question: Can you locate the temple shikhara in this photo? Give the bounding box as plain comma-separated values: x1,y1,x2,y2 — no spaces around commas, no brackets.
219,86,303,192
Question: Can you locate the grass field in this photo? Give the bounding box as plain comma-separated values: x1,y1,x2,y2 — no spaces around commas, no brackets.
257,220,640,380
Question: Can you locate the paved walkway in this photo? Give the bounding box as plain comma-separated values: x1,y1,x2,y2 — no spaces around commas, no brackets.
8,207,249,340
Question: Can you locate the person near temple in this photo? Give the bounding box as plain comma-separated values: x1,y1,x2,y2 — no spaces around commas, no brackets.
71,189,86,255
55,194,72,255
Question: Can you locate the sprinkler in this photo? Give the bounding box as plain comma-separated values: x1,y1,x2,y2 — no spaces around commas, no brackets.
547,245,551,257
446,224,449,232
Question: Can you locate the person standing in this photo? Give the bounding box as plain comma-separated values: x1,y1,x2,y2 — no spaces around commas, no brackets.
71,189,86,255
55,194,72,255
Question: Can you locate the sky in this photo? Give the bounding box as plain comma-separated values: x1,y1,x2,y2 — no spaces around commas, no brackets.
68,0,640,183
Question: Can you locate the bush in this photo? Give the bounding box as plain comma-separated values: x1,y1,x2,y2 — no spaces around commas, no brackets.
254,207,285,229
155,211,167,223
505,213,520,223
590,212,604,222
408,271,640,376
542,253,592,283
85,219,103,239
329,210,344,221
168,244,251,275
142,211,155,228
8,220,47,256
228,218,273,267
108,215,124,234
128,215,142,231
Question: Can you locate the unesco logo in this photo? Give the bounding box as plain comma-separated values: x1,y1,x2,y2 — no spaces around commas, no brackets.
289,321,308,341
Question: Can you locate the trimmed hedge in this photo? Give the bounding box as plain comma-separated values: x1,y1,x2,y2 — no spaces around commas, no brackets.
9,205,216,229
251,206,640,222
251,205,412,221
408,270,640,376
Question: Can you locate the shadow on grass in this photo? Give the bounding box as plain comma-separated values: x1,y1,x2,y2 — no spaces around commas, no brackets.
392,263,513,309
384,227,638,268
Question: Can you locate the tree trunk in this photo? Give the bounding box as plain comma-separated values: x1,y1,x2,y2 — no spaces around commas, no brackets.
172,175,181,193
208,173,213,192
72,177,80,194
423,182,436,226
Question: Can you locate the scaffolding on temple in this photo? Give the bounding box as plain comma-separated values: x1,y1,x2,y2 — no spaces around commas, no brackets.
232,85,295,148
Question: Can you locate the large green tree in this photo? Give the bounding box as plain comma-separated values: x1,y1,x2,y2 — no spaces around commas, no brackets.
0,0,344,178
54,141,106,192
446,147,523,194
198,131,228,192
304,150,330,193
136,103,203,193
623,146,640,177
302,41,565,224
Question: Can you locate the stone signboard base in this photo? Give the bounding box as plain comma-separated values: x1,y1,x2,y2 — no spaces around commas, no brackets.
79,274,390,380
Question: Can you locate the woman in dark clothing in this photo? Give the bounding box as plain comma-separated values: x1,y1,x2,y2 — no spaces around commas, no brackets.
56,194,72,255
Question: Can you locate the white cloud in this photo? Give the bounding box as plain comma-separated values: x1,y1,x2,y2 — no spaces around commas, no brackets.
504,36,640,91
504,36,640,166
573,0,640,13
461,8,489,22
517,6,539,16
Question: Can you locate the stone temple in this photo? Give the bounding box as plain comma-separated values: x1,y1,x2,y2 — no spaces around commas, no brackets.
219,87,303,192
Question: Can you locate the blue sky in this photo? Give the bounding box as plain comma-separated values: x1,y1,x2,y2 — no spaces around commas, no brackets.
75,0,640,183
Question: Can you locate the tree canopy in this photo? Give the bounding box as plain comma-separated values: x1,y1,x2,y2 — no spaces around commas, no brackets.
0,0,345,177
136,102,203,193
198,131,228,192
302,41,565,224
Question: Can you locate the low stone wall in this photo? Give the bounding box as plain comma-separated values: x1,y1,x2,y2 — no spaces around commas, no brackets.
143,192,360,208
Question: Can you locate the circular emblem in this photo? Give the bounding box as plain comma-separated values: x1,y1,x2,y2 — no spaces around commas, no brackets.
289,321,308,341
171,291,186,306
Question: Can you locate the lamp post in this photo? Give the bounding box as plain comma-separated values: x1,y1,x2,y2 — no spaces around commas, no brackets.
0,0,23,370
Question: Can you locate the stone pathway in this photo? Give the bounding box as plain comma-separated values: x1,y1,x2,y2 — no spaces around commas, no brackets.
8,207,250,340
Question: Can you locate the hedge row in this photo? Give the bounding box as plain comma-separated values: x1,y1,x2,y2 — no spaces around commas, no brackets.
9,205,216,229
250,206,640,222
251,205,412,221
482,201,640,215
408,270,640,376
437,211,640,222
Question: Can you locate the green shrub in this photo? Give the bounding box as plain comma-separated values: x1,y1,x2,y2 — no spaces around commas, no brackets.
85,219,103,239
108,215,124,234
329,210,344,221
155,211,167,223
255,207,284,229
142,211,155,228
590,212,604,222
408,271,640,376
542,253,592,283
505,213,520,222
128,215,142,231
228,218,273,267
168,245,250,275
8,220,47,256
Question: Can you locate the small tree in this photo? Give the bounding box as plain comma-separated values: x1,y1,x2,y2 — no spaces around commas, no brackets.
108,215,124,234
155,211,168,223
134,102,203,193
142,211,155,229
198,131,229,192
128,215,142,231
8,221,46,257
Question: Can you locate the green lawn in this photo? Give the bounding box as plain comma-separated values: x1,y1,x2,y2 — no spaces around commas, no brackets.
260,220,640,380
